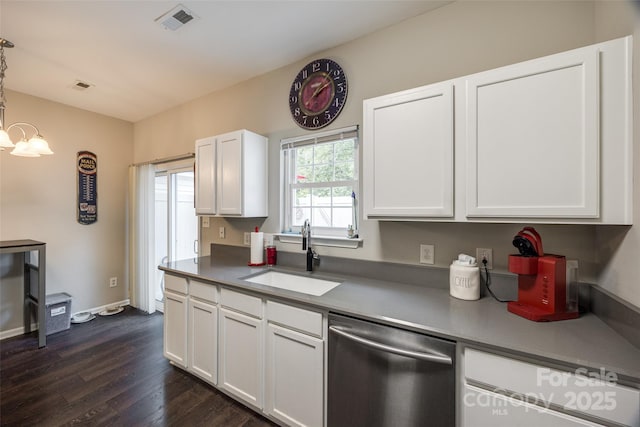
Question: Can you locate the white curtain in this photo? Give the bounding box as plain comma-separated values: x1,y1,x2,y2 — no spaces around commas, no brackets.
128,164,156,314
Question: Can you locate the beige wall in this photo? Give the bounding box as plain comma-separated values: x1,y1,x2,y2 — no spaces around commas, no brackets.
2,2,635,335
129,1,636,309
0,90,133,331
594,1,640,307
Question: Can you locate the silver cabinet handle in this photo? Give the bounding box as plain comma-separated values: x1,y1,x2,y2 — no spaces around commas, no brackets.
329,325,452,365
194,239,198,254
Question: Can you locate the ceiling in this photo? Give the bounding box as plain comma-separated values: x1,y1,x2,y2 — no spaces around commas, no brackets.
0,1,450,122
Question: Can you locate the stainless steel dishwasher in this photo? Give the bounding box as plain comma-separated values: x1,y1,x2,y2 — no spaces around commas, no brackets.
328,313,456,427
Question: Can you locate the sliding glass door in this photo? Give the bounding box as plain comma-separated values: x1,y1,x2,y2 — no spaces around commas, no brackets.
154,162,198,312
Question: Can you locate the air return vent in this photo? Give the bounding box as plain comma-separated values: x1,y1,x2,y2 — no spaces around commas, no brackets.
155,4,198,31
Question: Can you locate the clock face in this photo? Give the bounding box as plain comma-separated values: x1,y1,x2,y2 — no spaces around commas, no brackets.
289,58,348,130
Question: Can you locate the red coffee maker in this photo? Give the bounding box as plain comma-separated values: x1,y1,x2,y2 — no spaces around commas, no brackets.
508,227,579,322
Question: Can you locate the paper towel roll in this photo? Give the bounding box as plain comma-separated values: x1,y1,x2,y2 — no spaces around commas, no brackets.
250,231,264,265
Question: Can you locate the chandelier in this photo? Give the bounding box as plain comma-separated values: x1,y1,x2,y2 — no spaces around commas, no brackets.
0,38,53,157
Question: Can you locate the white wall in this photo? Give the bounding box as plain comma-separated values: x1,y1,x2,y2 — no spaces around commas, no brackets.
128,1,636,309
0,91,133,331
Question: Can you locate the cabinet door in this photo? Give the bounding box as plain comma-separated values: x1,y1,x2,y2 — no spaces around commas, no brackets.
465,48,599,218
163,290,188,368
240,131,269,217
219,307,263,409
217,131,243,216
188,298,217,385
363,81,454,218
462,385,601,427
265,323,324,427
195,136,216,215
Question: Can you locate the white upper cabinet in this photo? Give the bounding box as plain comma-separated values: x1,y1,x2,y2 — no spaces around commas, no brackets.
363,36,632,224
465,48,599,218
195,136,216,216
195,129,268,217
464,36,632,223
464,37,633,223
363,81,454,219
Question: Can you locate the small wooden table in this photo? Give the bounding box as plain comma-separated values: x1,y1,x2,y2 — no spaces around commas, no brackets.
0,240,47,348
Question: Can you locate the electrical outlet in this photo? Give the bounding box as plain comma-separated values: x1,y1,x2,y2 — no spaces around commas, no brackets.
420,244,435,265
219,226,225,239
202,216,210,228
244,232,251,246
109,277,117,288
476,248,493,269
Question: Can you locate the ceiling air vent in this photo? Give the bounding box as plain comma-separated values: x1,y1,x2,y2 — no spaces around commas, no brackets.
155,4,198,31
72,80,94,91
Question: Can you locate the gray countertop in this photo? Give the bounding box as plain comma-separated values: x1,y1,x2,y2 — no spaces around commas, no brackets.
160,252,640,381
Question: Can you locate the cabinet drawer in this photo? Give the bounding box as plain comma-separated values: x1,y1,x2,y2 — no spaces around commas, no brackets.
221,288,262,318
266,301,323,338
465,347,640,426
190,280,218,303
463,384,601,426
165,274,188,295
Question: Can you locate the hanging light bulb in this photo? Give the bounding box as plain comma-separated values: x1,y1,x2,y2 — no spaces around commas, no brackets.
0,37,53,157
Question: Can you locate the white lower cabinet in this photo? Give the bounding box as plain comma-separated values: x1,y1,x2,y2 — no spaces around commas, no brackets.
165,279,328,426
265,301,325,427
188,280,219,384
461,346,640,427
188,298,218,384
164,275,218,383
219,288,264,410
463,384,601,426
219,306,264,410
163,275,189,368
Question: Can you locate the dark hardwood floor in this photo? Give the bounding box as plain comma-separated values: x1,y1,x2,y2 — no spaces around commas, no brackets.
0,306,277,427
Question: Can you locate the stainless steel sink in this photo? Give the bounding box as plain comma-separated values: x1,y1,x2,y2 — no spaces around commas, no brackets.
243,270,341,296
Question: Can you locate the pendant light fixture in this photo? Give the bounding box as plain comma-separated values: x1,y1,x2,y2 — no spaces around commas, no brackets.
0,38,53,157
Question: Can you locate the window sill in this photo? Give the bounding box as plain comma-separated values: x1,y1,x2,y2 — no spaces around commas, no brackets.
275,233,362,249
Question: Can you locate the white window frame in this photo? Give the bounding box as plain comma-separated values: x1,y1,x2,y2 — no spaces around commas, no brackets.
281,125,359,241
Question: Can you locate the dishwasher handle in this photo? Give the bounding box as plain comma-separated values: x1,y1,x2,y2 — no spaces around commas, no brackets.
329,325,452,365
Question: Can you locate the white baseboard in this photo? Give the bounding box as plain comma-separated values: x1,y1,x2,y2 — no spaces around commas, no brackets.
0,299,131,341
0,324,38,341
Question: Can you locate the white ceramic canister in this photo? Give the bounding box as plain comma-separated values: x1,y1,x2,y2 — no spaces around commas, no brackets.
449,254,480,300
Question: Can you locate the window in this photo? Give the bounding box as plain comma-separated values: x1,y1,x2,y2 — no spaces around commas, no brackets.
282,126,358,237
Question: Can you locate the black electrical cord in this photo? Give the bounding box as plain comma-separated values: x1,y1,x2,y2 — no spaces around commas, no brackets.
482,258,513,303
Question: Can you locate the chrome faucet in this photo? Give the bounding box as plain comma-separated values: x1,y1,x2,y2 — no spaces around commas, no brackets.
302,219,318,271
